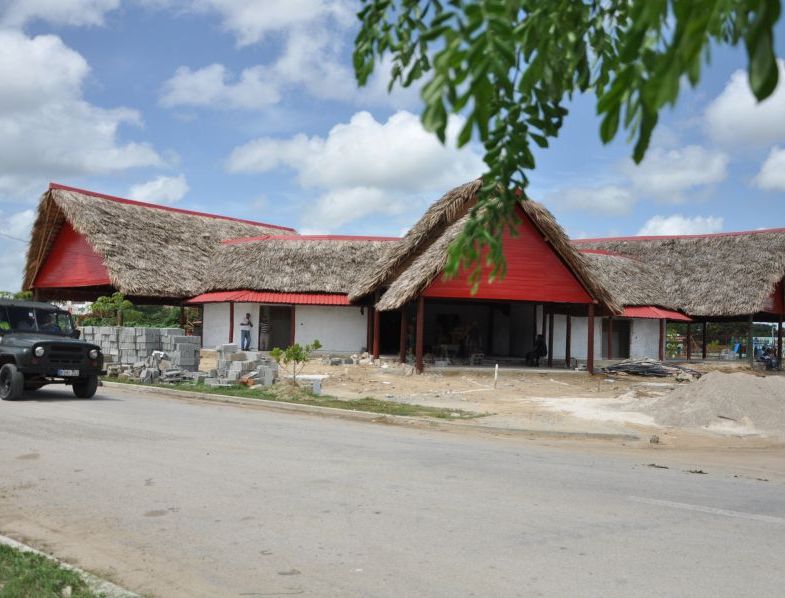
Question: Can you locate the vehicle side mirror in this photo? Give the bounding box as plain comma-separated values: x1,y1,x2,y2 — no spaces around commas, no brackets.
72,329,81,339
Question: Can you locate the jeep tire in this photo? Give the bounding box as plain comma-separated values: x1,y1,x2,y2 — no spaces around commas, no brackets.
73,374,98,399
0,364,24,401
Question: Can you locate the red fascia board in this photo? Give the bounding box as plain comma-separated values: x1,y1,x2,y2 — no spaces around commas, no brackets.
187,291,351,306
221,234,400,245
621,306,692,321
572,227,785,244
48,182,295,232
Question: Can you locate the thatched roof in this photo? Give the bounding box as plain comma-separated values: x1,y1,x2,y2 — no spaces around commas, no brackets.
24,184,294,298
579,251,674,310
349,180,482,302
575,231,785,317
203,235,397,295
354,181,619,312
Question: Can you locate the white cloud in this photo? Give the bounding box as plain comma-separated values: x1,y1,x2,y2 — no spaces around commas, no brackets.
226,110,483,230
0,30,161,200
705,61,785,147
0,0,119,27
637,214,724,236
128,174,189,204
624,145,728,202
753,146,785,191
160,64,281,110
546,185,635,215
191,0,353,47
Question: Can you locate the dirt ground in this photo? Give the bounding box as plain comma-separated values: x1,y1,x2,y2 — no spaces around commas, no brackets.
300,358,785,454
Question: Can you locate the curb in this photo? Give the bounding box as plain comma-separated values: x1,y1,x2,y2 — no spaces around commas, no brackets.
102,381,639,442
0,533,138,597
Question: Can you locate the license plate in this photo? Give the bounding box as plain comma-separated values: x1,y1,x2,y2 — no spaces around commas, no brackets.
57,369,80,377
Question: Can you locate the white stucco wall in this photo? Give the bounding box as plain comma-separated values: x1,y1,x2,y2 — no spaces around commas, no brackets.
295,305,367,353
202,302,230,348
630,318,662,358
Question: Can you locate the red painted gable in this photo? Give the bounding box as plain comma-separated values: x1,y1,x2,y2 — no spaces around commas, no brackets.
424,207,592,304
34,222,111,288
763,280,784,314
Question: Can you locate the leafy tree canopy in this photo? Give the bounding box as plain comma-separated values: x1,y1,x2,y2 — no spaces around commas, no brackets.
354,0,781,282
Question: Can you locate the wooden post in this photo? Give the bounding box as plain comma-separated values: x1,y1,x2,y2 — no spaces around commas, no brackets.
547,311,554,368
587,304,595,374
607,316,613,360
686,323,692,360
702,321,708,359
541,304,547,336
228,302,234,343
290,305,296,344
658,319,665,361
415,296,425,373
366,307,373,353
372,306,381,360
565,314,571,368
116,308,123,327
747,314,754,367
399,307,407,363
778,315,783,369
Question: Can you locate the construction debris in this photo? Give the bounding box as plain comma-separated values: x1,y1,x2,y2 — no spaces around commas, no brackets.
602,358,702,380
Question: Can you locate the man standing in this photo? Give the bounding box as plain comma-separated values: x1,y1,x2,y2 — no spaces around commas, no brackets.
240,313,253,351
259,314,271,351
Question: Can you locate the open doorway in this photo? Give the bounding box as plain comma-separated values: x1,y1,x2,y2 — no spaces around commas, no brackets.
262,305,293,350
602,318,631,359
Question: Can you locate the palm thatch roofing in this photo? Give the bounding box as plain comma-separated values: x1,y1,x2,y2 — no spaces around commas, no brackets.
575,231,785,317
578,251,675,310
202,235,398,295
351,180,619,312
24,184,295,299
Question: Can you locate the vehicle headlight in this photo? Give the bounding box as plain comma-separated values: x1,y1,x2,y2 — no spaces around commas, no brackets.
34,346,45,357
88,349,99,359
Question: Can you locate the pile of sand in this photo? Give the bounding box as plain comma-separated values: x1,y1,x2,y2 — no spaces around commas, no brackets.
643,372,785,436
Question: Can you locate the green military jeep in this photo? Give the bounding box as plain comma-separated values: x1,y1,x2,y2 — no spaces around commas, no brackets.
0,299,104,400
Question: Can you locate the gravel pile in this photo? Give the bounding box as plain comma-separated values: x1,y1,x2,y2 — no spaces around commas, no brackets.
643,372,785,436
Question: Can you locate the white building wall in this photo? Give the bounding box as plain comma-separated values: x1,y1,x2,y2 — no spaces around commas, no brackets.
202,302,230,348
630,318,662,358
295,305,367,353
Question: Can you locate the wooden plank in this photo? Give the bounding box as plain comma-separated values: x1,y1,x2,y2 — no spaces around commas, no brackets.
587,304,595,374
415,296,425,373
658,319,665,361
778,316,783,369
372,306,381,359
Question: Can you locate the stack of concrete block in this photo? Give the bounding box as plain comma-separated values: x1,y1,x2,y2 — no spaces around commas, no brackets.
201,344,278,386
80,325,201,369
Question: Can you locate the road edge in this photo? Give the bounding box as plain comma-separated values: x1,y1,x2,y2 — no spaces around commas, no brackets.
0,532,139,598
101,381,640,442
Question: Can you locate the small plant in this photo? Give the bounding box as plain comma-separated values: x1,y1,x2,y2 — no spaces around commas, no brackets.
270,339,322,383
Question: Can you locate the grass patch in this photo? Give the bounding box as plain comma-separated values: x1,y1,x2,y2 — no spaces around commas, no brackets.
0,543,98,598
105,377,485,419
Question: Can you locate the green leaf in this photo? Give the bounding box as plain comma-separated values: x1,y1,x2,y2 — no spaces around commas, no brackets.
599,104,620,144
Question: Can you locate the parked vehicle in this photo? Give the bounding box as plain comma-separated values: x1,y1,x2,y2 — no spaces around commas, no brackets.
0,299,104,400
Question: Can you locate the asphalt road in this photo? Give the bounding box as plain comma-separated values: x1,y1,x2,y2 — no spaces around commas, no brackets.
1,385,784,597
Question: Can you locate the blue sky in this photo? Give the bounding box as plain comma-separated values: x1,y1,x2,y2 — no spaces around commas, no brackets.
1,0,784,291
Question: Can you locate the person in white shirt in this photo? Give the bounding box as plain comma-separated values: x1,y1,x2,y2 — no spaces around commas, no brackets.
240,313,253,350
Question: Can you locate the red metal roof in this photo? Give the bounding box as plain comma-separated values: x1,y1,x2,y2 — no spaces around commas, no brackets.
187,291,351,305
572,227,785,243
49,183,295,232
621,306,692,321
221,234,400,245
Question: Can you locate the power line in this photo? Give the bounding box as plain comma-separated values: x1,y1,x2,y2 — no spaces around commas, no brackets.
0,232,27,243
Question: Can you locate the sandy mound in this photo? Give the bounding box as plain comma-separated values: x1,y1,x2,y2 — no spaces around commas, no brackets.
643,372,785,436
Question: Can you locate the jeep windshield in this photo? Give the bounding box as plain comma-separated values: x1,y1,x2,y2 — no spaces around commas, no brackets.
0,306,75,336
